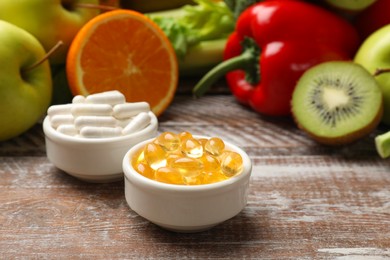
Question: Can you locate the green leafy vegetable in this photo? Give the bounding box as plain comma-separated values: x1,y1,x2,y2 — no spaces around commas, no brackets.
148,0,234,59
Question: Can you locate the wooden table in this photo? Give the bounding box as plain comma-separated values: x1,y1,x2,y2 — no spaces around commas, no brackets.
1,80,389,259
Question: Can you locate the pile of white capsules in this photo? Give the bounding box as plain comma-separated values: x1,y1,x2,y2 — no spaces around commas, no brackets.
47,90,152,138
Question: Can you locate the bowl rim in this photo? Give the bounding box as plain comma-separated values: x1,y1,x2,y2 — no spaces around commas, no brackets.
43,111,158,144
123,135,252,192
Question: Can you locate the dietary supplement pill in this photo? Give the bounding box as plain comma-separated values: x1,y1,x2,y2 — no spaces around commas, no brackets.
56,124,78,136
156,131,180,152
122,112,151,135
72,95,86,104
86,90,126,105
50,114,74,128
71,103,113,116
74,115,118,130
47,91,154,139
113,102,150,119
47,104,73,117
80,126,122,138
132,131,244,185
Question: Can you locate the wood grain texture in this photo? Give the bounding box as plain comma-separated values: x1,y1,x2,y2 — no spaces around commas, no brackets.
0,94,389,259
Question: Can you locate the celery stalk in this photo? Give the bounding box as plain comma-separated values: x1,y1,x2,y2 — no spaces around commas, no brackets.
179,38,227,76
146,0,234,76
147,8,185,20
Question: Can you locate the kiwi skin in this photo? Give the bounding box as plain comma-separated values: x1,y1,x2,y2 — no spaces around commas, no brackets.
291,61,383,146
294,105,383,146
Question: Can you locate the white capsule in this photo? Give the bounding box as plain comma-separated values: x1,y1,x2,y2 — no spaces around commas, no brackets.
86,90,126,105
80,126,122,138
71,103,113,116
113,102,150,119
50,114,74,128
122,112,151,135
56,124,78,136
72,95,86,104
47,104,73,117
116,118,132,128
74,116,118,130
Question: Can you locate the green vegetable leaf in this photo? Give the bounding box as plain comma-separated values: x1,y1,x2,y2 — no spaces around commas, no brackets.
151,16,192,58
148,0,234,59
180,0,234,41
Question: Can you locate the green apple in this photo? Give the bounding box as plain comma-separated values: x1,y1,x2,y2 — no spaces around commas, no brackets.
324,0,377,11
354,24,390,125
0,20,52,141
0,0,100,65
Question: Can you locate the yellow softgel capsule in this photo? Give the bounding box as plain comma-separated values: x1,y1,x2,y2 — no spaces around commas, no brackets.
144,142,167,170
201,171,228,184
205,137,225,156
132,131,244,185
166,152,183,167
170,157,203,178
131,148,144,165
178,131,193,142
200,154,220,173
184,175,203,185
155,167,185,185
198,138,208,148
134,162,155,179
181,138,203,158
220,151,243,177
156,131,180,152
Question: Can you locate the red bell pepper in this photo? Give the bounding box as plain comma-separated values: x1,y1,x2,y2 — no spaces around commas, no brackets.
193,0,360,116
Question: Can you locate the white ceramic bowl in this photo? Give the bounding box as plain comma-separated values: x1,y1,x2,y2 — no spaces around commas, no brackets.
43,111,158,183
122,136,252,232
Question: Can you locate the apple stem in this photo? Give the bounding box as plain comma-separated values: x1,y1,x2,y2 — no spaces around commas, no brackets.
23,41,64,73
75,3,119,12
374,68,390,77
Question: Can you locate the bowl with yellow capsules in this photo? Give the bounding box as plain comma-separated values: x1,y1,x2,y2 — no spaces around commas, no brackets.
122,131,252,232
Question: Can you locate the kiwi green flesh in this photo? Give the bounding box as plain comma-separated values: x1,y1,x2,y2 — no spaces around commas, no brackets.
292,61,383,145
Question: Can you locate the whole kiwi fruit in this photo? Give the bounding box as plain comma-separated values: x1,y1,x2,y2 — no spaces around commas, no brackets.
291,61,383,145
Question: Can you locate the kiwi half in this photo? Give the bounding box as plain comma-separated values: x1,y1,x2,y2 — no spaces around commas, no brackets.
291,61,383,145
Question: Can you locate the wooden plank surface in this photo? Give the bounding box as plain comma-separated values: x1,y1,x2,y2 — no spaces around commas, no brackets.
0,90,389,259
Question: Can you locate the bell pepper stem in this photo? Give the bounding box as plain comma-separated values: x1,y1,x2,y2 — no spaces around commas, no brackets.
192,37,260,97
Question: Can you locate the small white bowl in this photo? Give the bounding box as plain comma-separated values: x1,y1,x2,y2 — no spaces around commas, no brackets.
43,111,158,183
122,136,252,232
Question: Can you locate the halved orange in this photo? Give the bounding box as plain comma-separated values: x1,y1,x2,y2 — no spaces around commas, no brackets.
66,9,178,116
